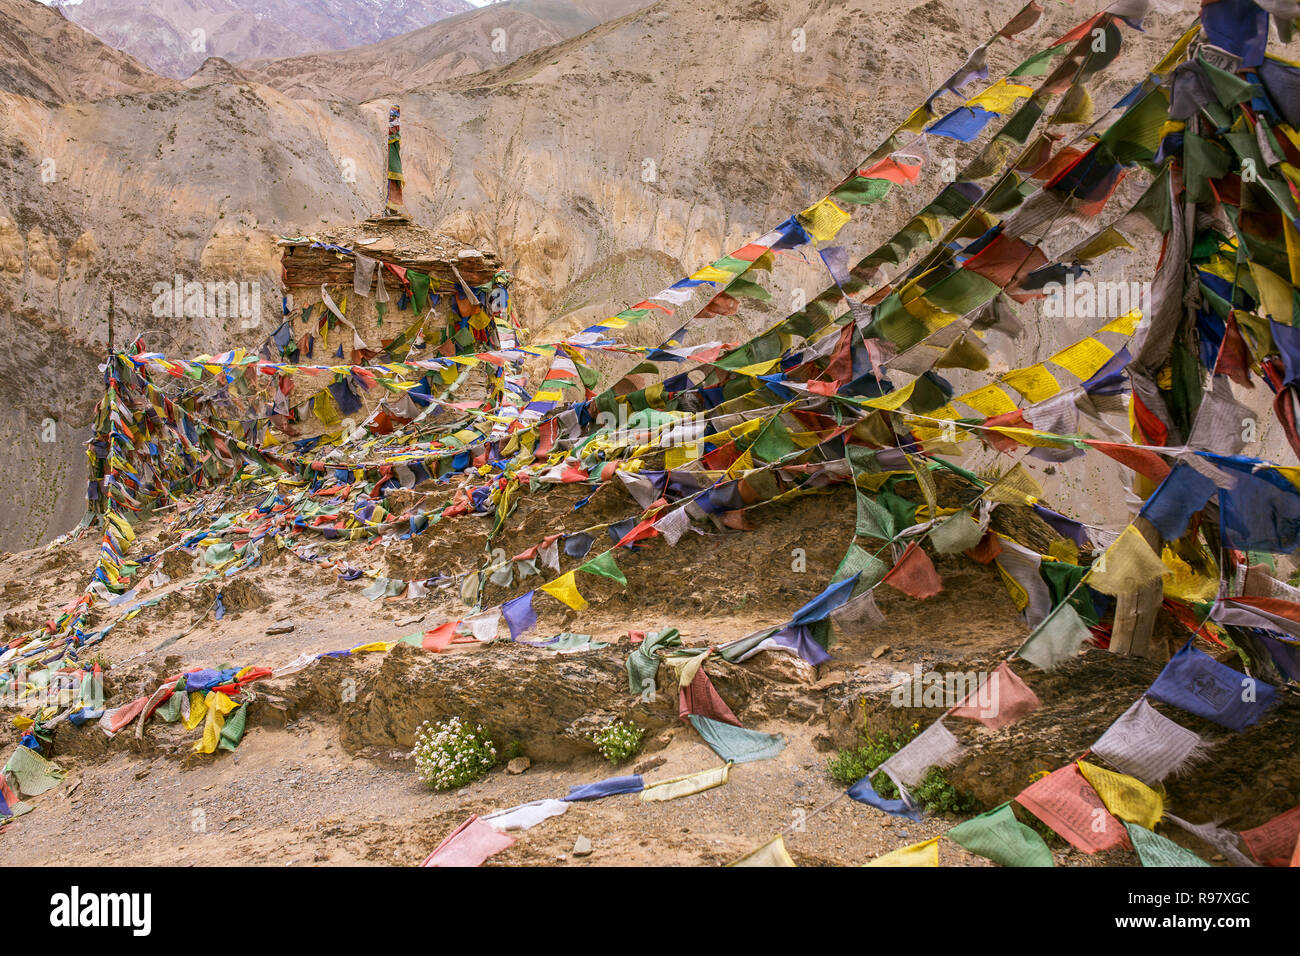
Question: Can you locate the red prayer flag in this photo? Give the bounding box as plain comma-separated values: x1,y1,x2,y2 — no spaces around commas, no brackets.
881,541,943,599
422,621,460,653
1241,805,1300,866
1016,763,1130,854
949,661,1041,730
421,815,516,867
679,668,741,726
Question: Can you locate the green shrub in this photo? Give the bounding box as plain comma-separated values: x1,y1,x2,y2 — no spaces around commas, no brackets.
827,722,976,814
590,719,644,764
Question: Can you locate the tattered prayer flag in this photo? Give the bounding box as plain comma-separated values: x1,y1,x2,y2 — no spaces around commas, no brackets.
949,662,1040,730
421,815,516,867
863,837,940,867
218,703,247,752
579,551,627,587
1091,698,1206,784
422,620,460,652
856,492,897,541
465,609,500,643
192,690,238,754
830,588,886,635
502,591,536,640
929,509,985,554
730,835,796,867
679,667,740,726
947,802,1054,867
1015,764,1129,854
1239,805,1300,866
540,571,587,611
1085,524,1170,596
1165,813,1257,867
1125,822,1210,867
1148,641,1277,732
640,764,730,802
984,462,1044,507
654,507,696,545
1017,601,1092,671
2,746,66,797
880,541,943,599
1077,760,1164,830
483,799,569,832
878,719,963,789
689,714,785,764
565,775,644,801
847,774,922,822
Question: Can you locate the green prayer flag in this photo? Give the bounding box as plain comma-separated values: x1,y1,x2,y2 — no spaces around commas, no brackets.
947,802,1054,867
831,176,893,205
627,627,681,695
579,551,627,587
408,270,431,315
218,704,248,752
689,714,786,764
1125,822,1210,867
3,745,67,797
1018,601,1092,671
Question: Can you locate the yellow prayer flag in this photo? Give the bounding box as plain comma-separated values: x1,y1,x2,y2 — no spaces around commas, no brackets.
955,384,1019,417
863,836,941,867
1049,336,1114,380
798,198,852,242
1077,760,1164,830
860,379,916,411
985,462,1044,507
966,79,1034,114
730,834,797,867
1085,524,1171,596
663,443,702,469
183,691,208,731
898,104,935,134
641,764,730,802
691,265,735,283
1248,261,1295,324
193,691,238,754
1099,308,1143,336
1000,363,1061,403
729,358,781,377
540,571,588,611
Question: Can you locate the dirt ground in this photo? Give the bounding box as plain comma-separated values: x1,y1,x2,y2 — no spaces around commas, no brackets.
0,481,1294,867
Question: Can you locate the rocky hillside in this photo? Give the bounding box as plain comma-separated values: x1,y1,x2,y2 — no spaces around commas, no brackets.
0,0,178,101
50,0,475,79
238,0,655,101
0,0,1198,550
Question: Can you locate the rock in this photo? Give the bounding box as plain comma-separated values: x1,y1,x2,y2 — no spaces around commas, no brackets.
633,754,667,775
871,645,890,659
572,836,593,857
507,757,531,775
265,619,295,635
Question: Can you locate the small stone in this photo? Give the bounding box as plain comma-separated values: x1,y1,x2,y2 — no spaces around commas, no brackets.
507,757,531,775
872,645,890,659
265,619,295,635
572,836,593,857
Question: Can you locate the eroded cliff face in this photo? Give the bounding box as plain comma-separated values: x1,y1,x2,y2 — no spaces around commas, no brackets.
0,0,1208,548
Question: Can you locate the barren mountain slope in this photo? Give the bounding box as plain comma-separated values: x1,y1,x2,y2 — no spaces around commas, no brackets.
0,0,179,101
0,0,1197,550
50,0,475,80
239,0,656,101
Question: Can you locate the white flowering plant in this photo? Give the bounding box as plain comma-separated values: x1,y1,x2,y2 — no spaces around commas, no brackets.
410,717,498,790
590,719,644,764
